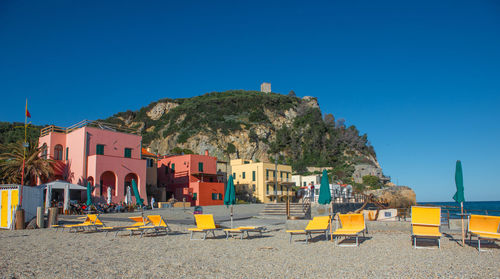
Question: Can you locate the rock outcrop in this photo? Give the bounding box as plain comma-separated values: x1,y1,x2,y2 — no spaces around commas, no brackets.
366,186,416,208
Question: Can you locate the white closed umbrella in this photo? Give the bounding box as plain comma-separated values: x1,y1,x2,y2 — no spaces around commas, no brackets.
63,184,70,212
126,186,132,205
107,187,112,204
45,185,52,214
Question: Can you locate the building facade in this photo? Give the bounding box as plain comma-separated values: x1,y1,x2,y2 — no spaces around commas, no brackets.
38,120,147,204
291,174,321,188
230,159,293,203
260,82,271,93
157,151,224,206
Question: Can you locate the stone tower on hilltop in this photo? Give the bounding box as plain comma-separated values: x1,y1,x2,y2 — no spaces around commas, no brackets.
260,82,271,93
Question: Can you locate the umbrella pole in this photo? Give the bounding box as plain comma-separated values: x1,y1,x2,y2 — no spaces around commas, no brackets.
230,205,233,229
461,202,465,246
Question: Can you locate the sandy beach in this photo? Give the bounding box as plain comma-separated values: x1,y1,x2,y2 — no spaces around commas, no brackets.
1,207,499,279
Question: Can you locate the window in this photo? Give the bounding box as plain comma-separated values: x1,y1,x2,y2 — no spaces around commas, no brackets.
218,193,223,200
147,159,154,168
273,171,276,178
280,172,283,179
124,148,132,158
266,184,269,194
54,145,63,160
193,193,197,201
198,162,203,172
252,171,256,181
41,144,47,159
242,172,246,179
233,172,236,178
266,170,269,180
212,193,218,200
171,163,175,172
65,147,69,160
303,182,306,186
96,144,104,155
244,161,250,164
252,184,256,191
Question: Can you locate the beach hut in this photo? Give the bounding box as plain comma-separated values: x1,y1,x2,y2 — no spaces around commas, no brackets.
0,184,43,229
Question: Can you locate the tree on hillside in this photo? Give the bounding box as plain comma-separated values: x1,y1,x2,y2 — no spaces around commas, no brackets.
0,140,54,185
362,175,382,189
288,90,296,97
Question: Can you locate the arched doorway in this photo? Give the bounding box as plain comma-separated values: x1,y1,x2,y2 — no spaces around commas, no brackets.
124,173,138,194
100,171,116,197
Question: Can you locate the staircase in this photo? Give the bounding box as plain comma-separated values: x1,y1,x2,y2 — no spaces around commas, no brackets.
260,202,310,218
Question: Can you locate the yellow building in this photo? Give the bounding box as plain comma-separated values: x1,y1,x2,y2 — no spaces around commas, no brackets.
230,159,294,203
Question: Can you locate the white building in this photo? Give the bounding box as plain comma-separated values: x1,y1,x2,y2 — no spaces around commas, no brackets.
291,174,320,188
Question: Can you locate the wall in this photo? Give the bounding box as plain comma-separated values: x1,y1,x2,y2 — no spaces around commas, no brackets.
190,181,224,206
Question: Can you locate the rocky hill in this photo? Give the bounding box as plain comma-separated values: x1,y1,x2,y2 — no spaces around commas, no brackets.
104,90,379,179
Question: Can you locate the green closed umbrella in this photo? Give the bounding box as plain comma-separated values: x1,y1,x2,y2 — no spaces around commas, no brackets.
453,160,465,246
318,169,332,205
224,175,236,228
86,181,92,206
131,179,144,207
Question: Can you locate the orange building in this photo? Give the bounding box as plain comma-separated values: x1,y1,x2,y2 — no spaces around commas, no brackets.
157,151,224,206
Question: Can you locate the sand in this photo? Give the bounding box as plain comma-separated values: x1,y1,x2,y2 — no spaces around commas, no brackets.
0,209,499,278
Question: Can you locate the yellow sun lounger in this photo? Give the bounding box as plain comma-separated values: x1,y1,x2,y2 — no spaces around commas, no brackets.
411,206,442,249
467,214,500,252
127,215,171,237
188,214,220,240
54,214,104,232
332,213,366,247
223,226,266,240
286,216,331,244
99,216,150,237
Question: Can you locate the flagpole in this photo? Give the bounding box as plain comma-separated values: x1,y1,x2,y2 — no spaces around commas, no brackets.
461,201,465,246
20,99,28,208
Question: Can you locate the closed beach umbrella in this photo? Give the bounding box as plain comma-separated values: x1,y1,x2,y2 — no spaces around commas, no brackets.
453,160,465,246
86,181,92,206
224,175,236,228
107,186,112,204
45,185,52,213
131,179,144,207
63,184,70,213
126,186,132,205
318,169,332,205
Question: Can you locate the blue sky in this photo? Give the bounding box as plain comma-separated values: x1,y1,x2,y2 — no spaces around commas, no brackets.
1,0,499,202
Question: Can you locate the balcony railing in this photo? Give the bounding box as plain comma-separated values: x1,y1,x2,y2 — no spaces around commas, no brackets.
40,120,139,137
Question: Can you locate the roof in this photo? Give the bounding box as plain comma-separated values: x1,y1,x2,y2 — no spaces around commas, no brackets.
38,180,87,190
142,148,157,157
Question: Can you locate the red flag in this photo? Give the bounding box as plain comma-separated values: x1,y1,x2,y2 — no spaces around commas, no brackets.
26,107,31,118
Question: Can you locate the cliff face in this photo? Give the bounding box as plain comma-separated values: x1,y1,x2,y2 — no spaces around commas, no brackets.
105,90,378,177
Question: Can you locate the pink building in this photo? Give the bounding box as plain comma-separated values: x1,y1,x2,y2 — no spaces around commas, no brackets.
157,151,225,206
38,120,147,204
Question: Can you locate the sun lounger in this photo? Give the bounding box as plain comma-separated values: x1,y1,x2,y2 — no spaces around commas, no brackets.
223,226,266,240
126,215,171,237
411,206,442,249
99,216,149,237
53,214,104,232
332,213,366,247
286,216,331,244
188,214,220,240
467,214,500,252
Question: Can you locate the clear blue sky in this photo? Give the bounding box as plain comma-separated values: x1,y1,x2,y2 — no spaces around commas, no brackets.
1,0,499,202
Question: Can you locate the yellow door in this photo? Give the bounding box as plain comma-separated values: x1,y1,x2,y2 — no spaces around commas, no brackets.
1,191,8,228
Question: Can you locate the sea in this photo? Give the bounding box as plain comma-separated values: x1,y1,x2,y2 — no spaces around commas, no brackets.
419,201,500,218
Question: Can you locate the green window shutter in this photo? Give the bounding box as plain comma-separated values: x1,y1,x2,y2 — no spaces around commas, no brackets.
65,147,69,160
193,193,197,201
218,193,222,200
233,172,235,178
198,162,203,172
212,193,217,200
96,144,104,155
252,171,256,181
124,148,132,158
242,172,245,179
171,163,175,172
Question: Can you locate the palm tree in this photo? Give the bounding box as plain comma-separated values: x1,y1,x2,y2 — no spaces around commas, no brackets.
0,140,54,185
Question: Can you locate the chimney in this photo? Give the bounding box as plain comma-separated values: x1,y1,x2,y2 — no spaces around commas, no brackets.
204,149,209,156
